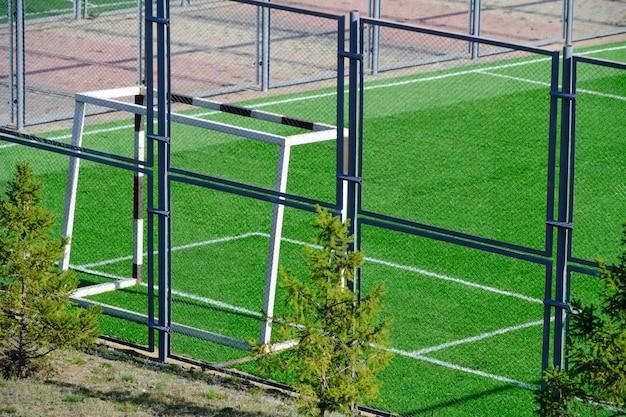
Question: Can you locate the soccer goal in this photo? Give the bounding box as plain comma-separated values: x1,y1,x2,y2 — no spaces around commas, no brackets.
60,85,347,349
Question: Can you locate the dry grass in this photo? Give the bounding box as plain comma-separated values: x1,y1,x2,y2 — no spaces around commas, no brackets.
0,343,304,417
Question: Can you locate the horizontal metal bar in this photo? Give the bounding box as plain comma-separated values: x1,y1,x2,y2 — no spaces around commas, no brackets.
361,210,550,259
0,131,151,173
360,16,559,58
550,90,576,101
546,220,573,229
224,0,343,21
148,322,171,333
339,50,363,60
337,174,362,184
574,54,626,70
148,208,171,217
145,15,169,25
543,299,570,310
147,134,170,144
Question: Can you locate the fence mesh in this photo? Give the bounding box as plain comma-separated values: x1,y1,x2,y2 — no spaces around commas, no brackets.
360,225,545,415
361,25,554,251
169,1,258,96
0,1,625,416
571,58,626,265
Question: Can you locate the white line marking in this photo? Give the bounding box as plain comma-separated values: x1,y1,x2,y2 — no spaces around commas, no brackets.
577,44,626,56
366,257,543,304
413,319,545,355
71,265,128,280
71,264,262,318
150,284,262,318
77,232,265,268
478,70,626,101
1,44,622,151
388,345,539,390
77,232,542,305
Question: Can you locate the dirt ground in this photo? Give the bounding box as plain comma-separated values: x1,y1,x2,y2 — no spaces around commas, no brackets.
0,343,326,417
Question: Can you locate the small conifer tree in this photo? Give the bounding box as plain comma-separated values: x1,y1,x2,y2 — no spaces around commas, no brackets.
535,222,626,416
0,162,100,378
254,206,392,416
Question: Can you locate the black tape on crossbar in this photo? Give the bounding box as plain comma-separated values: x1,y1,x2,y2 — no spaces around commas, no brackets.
219,104,253,118
171,93,193,105
281,116,314,131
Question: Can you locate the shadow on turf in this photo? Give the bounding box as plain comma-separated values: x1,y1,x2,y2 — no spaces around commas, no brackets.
402,384,532,416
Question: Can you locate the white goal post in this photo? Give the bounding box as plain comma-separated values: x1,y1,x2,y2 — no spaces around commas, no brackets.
59,85,347,347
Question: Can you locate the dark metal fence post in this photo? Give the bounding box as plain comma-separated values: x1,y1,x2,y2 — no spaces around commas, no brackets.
553,0,575,370
74,0,81,20
261,1,270,92
346,11,362,295
368,0,380,75
15,0,24,130
146,0,173,363
469,0,481,59
8,0,15,126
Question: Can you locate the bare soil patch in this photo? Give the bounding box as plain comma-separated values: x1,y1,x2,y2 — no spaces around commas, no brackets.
0,343,304,417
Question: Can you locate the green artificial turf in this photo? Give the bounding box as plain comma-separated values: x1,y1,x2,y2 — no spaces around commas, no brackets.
1,40,624,416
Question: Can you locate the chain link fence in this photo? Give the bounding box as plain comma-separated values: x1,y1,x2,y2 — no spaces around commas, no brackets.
0,0,625,415
571,55,626,266
3,0,624,131
356,17,560,415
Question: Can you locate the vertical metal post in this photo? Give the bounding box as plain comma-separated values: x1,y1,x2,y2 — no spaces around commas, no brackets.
346,11,362,294
146,0,173,363
561,0,567,41
541,51,562,375
336,15,347,219
255,6,261,86
74,0,81,20
564,0,574,46
261,1,270,92
138,0,143,86
8,0,15,125
15,0,24,130
370,0,380,76
469,0,481,59
553,0,575,369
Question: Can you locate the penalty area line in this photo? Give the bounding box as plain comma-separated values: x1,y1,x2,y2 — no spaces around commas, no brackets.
412,318,551,356
76,232,266,268
71,264,261,318
388,345,539,391
76,231,541,305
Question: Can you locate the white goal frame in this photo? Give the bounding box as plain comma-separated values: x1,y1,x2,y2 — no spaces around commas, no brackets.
59,85,346,348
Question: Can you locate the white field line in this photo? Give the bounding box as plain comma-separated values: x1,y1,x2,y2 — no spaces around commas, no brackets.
153,285,262,318
1,44,622,151
76,231,542,306
388,345,539,390
478,70,626,101
365,257,543,304
71,262,261,317
77,232,264,268
412,319,547,356
75,231,547,389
